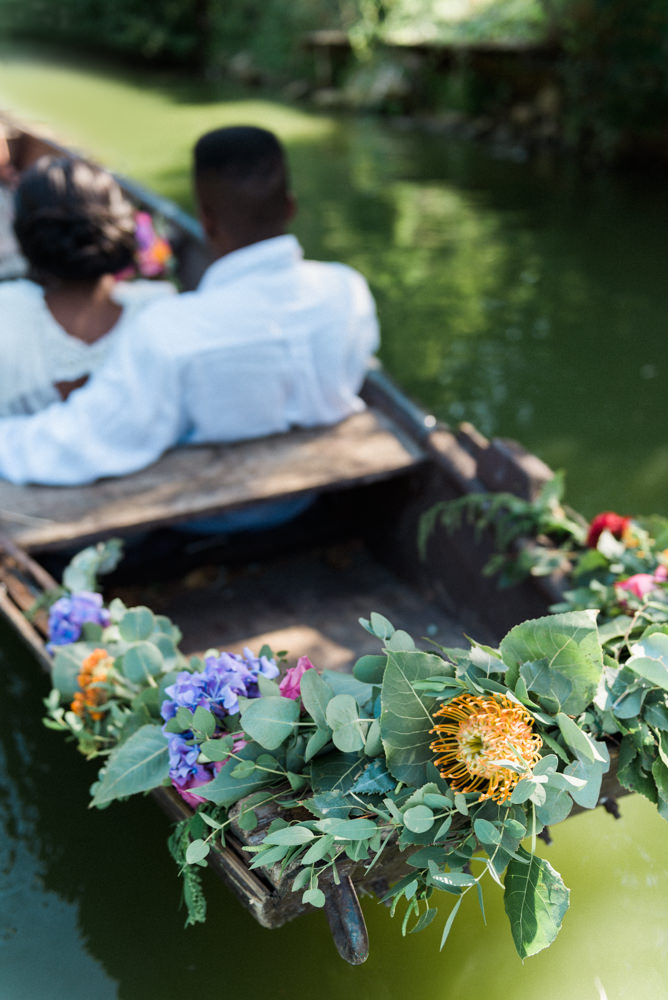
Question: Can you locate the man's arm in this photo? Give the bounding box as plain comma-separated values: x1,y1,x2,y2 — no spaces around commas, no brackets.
0,323,184,485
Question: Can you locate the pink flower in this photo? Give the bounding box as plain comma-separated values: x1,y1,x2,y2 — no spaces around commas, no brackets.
173,761,223,808
615,566,667,601
279,656,316,700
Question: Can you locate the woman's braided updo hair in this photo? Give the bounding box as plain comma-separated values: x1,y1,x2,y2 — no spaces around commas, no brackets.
13,156,136,283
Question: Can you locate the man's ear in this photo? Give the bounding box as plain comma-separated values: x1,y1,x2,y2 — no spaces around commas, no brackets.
285,192,298,223
198,201,218,243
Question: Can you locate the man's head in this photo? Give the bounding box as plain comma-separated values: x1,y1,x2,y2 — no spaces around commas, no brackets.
193,125,296,258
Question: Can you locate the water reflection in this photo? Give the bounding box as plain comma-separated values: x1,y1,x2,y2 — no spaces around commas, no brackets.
1,620,667,1000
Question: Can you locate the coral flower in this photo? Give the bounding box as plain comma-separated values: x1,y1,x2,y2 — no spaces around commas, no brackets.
586,511,631,548
72,648,113,721
430,693,543,804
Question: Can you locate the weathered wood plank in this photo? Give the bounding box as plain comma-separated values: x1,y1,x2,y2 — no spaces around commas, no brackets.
0,409,424,552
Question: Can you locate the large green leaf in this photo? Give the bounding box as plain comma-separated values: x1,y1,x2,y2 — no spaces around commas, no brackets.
91,724,169,807
503,848,570,959
240,696,300,750
500,611,603,715
380,650,451,786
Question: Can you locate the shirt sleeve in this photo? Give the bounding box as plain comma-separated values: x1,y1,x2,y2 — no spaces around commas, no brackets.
0,318,184,485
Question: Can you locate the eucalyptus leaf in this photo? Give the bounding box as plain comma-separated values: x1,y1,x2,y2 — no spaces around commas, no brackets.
326,694,366,753
299,668,334,728
241,696,300,750
556,713,609,766
626,634,668,691
403,804,435,833
302,887,326,908
118,607,155,642
353,654,388,685
121,642,164,684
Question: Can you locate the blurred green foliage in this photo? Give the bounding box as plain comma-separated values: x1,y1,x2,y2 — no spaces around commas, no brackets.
1,0,668,161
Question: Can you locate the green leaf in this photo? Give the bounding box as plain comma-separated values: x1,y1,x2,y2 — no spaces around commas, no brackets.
185,839,210,865
304,727,331,763
299,668,333,728
263,826,315,846
118,606,155,642
353,654,387,685
380,650,451,785
195,746,277,807
369,612,395,639
439,896,463,950
51,644,87,697
364,717,383,757
121,642,164,684
192,706,216,739
317,817,378,841
301,834,336,864
325,694,365,753
503,848,570,959
302,887,326,908
474,818,503,846
91,725,169,807
403,804,435,833
626,634,668,691
556,712,609,766
500,611,603,715
237,808,258,832
241,696,300,750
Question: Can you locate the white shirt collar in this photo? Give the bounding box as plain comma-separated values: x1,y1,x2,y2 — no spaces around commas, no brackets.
198,234,303,291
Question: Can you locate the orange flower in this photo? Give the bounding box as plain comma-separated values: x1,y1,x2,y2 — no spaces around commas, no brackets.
73,648,112,721
430,693,543,804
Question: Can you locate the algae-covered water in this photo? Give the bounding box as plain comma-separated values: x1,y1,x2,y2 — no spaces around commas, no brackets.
0,45,667,1000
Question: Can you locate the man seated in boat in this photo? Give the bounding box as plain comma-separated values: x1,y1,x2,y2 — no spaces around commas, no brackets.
0,125,379,485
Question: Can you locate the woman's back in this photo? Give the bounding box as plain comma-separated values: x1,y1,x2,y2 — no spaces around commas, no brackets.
0,155,175,415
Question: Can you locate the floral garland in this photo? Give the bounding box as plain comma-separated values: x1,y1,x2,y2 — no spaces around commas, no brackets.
41,526,668,961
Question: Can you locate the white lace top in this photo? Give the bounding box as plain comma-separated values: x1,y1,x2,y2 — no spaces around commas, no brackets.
0,278,175,415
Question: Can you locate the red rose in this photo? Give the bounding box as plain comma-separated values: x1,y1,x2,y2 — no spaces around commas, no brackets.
586,511,631,548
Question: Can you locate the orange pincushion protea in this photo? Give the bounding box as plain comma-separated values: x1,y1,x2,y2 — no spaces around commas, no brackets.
430,693,543,804
71,648,113,721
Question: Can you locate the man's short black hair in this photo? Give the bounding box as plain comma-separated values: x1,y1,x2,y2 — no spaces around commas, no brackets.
193,125,290,239
194,125,285,181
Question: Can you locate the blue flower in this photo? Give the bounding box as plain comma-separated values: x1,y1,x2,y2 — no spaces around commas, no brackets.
47,592,111,652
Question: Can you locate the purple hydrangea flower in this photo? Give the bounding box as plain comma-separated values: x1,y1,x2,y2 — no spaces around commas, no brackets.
47,592,111,652
160,648,278,798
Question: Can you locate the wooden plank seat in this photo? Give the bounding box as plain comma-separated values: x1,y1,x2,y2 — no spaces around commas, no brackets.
0,408,424,553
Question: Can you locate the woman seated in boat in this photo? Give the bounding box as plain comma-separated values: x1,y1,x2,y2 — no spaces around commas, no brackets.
0,155,174,415
0,122,25,281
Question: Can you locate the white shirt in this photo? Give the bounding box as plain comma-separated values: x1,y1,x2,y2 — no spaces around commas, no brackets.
0,236,379,484
0,278,175,416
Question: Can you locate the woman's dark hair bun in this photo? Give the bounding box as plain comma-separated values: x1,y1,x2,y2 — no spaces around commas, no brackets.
14,156,136,282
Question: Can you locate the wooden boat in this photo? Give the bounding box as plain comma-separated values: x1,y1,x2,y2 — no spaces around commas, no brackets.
0,115,625,964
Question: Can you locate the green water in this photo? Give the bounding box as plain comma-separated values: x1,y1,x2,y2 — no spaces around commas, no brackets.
0,46,667,1000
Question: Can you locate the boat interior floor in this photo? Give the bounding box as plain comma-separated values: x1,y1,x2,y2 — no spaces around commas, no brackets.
110,538,495,670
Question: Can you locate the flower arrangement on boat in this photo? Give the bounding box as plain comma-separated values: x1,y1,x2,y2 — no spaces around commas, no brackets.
115,209,174,280
40,527,668,961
